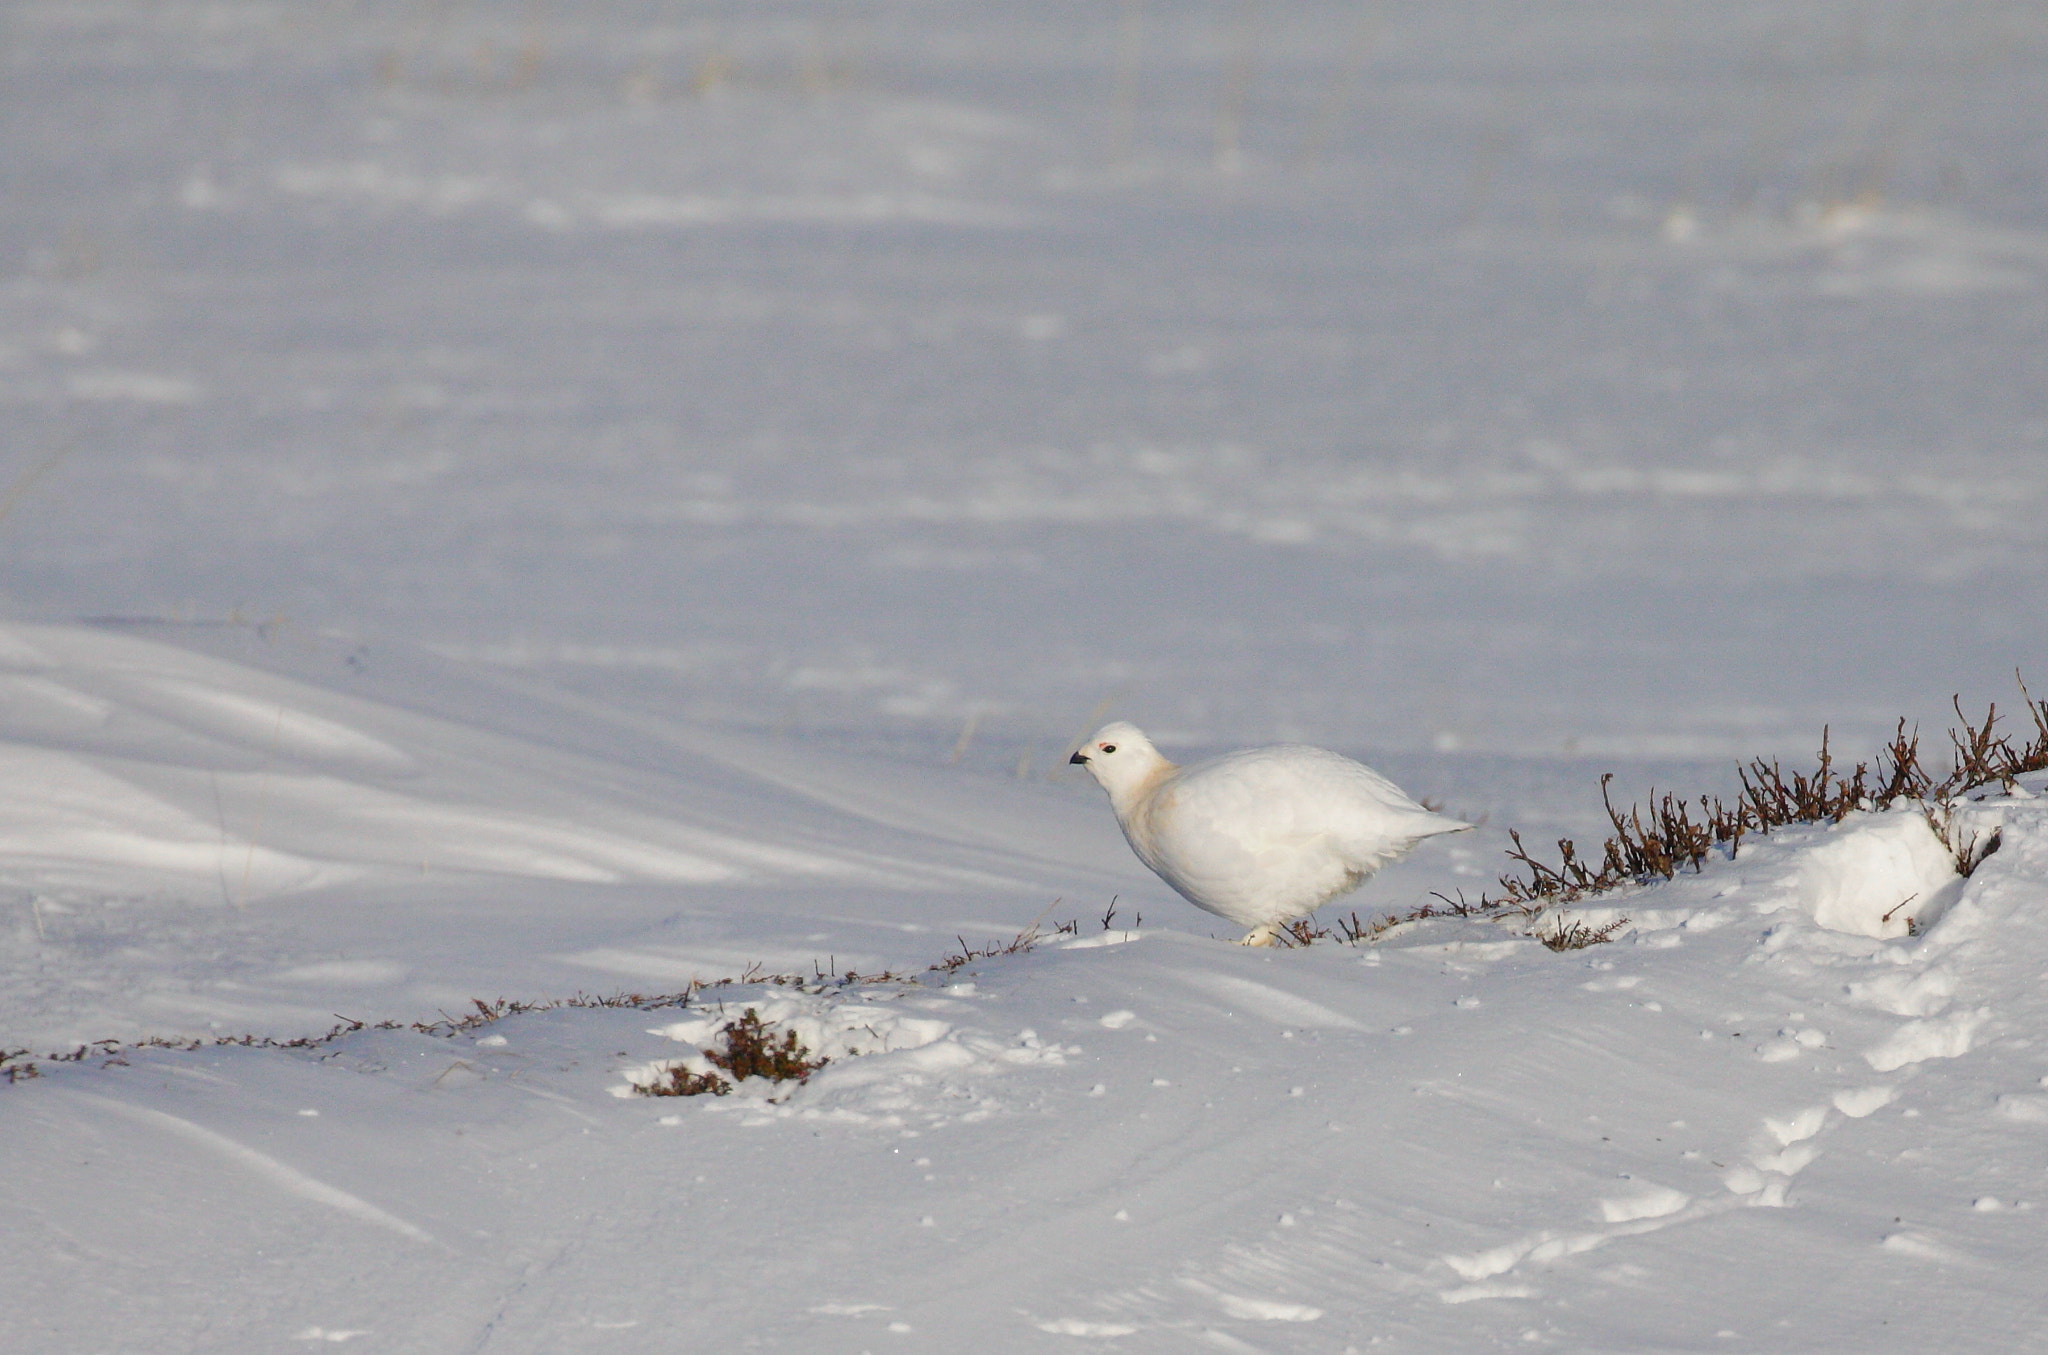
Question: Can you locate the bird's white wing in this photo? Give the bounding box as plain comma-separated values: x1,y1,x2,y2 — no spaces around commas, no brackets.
1116,744,1471,928
1190,746,1465,859
1122,754,1323,911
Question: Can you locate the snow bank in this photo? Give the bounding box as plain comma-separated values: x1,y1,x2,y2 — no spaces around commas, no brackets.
8,765,2048,1350
0,622,1147,1045
1792,808,1961,938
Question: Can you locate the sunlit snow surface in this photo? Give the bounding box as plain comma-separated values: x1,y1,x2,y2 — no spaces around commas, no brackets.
4,0,2046,759
6,2,2048,1351
5,621,2048,1352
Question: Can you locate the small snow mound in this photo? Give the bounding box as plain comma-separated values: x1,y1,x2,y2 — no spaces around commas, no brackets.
1035,1319,1138,1337
646,992,952,1065
1763,1106,1827,1146
1831,1085,1897,1118
1439,1282,1539,1305
1444,1243,1527,1282
1213,1294,1323,1322
617,987,1081,1124
1863,1007,1990,1072
618,992,955,1098
1598,1186,1689,1223
1845,968,1956,1017
1793,810,1959,938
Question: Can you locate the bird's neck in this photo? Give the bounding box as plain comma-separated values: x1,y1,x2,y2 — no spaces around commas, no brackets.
1107,760,1177,821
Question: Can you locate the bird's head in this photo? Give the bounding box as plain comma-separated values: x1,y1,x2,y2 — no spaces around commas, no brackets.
1069,721,1171,805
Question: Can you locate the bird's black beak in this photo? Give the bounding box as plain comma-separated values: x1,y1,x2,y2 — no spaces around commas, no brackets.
1069,750,1088,765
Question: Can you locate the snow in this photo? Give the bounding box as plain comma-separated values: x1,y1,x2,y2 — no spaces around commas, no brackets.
11,755,2048,1348
0,619,1144,1047
1792,808,1960,939
6,2,2048,1350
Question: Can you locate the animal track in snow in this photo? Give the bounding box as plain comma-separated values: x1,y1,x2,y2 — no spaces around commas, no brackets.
1762,1106,1828,1145
1183,1281,1324,1323
1750,1141,1820,1177
1597,1186,1691,1224
1832,1085,1898,1117
1439,1280,1540,1304
1440,1185,1748,1297
1754,1027,1827,1062
1073,1206,1412,1337
1864,1007,1991,1071
1440,1099,1852,1297
1716,1102,1834,1202
1845,967,1956,1018
1033,1317,1138,1337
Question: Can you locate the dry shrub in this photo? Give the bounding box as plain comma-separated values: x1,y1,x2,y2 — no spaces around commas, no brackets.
1533,915,1630,952
1498,678,2048,908
1278,678,2046,951
636,1008,829,1098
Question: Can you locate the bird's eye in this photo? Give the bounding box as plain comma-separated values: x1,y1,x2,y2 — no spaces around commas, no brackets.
1100,743,1116,754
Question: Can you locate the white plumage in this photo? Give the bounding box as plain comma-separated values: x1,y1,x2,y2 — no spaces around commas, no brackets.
1070,722,1472,945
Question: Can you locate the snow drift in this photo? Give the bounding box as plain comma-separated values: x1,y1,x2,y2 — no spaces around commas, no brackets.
5,624,2047,1352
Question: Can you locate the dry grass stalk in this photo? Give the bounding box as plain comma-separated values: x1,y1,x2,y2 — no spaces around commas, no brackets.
929,918,1079,973
1276,891,1548,948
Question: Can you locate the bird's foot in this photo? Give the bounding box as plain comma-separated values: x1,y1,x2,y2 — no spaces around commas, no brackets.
1239,923,1281,947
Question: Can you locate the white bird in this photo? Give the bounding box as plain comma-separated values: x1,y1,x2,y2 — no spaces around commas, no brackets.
1070,722,1472,945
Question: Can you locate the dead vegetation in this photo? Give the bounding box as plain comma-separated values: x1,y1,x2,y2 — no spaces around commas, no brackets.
0,919,1081,1087
1496,681,2046,911
930,917,1079,974
635,1008,830,1098
1274,891,1583,948
1273,678,2048,952
1533,914,1631,952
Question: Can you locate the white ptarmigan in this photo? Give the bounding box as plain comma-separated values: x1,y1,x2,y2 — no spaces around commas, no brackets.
1070,722,1473,945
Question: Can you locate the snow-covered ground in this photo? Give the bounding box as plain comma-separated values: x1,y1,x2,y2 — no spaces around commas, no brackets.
6,618,2048,1350
6,0,2047,758
6,2,2048,1351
